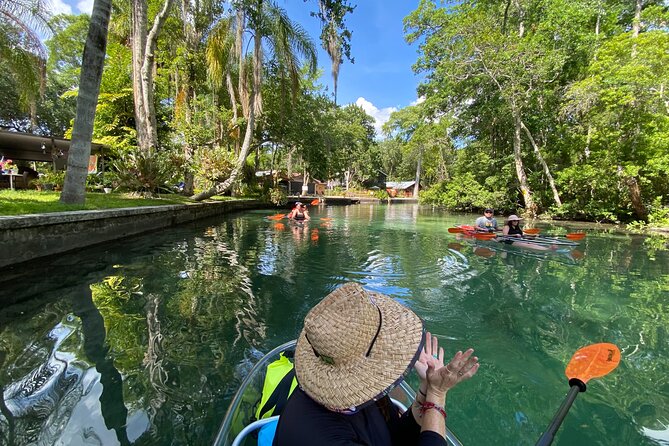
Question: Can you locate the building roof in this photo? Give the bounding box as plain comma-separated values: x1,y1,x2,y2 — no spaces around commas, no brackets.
386,181,416,190
0,130,105,163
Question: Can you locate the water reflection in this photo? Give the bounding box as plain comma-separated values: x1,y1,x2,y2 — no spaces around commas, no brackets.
1,205,668,445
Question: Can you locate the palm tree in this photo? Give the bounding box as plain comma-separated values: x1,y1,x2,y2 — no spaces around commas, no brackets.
60,0,112,204
0,0,52,129
193,0,317,201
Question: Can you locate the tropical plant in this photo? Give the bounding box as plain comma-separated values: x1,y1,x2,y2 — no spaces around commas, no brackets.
0,0,52,126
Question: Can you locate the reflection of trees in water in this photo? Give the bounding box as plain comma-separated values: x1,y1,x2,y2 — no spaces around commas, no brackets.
0,283,132,446
0,322,82,445
144,292,168,429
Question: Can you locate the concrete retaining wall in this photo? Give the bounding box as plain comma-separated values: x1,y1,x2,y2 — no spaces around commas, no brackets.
0,200,264,268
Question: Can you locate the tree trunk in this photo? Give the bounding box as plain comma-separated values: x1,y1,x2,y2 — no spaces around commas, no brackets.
131,0,173,155
631,0,642,57
60,0,111,205
512,111,536,216
414,149,422,198
618,166,648,221
520,120,562,207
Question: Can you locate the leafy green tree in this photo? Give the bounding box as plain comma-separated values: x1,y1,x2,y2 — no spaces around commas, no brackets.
193,0,317,200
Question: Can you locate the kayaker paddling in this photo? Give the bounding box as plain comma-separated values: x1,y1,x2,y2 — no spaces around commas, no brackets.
273,283,479,446
288,202,310,221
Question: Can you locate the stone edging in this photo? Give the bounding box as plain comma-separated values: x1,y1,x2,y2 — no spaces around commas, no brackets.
0,200,266,268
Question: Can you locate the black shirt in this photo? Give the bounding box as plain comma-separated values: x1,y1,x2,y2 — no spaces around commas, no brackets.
273,386,446,446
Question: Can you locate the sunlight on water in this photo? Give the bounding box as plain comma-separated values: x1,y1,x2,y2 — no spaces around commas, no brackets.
1,204,668,445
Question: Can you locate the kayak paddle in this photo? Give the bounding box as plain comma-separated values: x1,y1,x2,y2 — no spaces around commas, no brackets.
536,343,621,446
524,231,586,241
268,213,288,220
448,227,464,233
474,233,497,240
310,198,320,205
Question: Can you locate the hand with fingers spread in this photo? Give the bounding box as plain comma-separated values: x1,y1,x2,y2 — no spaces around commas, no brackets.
426,348,479,398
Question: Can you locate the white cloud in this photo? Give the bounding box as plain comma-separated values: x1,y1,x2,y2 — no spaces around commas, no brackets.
49,0,73,15
410,96,425,106
77,0,94,15
354,97,397,137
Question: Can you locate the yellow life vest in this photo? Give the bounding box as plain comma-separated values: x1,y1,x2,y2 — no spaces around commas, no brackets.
254,353,298,420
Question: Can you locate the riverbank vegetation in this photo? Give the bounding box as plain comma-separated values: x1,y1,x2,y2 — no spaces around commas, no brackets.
394,0,669,226
1,0,667,227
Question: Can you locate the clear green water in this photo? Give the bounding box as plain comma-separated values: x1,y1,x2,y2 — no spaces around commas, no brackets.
1,204,668,446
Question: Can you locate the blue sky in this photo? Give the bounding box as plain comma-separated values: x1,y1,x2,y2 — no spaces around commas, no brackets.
50,0,424,133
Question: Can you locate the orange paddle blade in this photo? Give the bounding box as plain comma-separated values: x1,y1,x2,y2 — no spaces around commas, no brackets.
524,228,541,235
268,214,286,220
320,217,333,221
273,223,285,230
565,343,620,384
566,233,586,240
310,198,320,205
448,227,463,233
474,233,497,240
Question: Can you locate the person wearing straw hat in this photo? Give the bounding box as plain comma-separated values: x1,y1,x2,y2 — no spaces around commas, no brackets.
273,282,479,446
502,215,523,237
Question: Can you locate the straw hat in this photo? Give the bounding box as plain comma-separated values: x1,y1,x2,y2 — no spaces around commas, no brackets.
507,214,522,222
294,283,424,412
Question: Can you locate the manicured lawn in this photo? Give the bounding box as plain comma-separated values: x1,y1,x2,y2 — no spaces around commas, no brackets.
0,190,197,216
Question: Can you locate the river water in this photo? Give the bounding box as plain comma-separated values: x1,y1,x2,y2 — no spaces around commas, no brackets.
1,204,667,445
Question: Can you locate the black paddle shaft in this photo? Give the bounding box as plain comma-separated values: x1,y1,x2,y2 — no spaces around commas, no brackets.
536,379,587,446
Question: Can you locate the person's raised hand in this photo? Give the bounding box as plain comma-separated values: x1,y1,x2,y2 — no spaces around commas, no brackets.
426,349,479,398
415,332,444,382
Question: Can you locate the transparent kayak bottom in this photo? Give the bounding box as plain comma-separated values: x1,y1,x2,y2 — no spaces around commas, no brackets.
213,340,464,446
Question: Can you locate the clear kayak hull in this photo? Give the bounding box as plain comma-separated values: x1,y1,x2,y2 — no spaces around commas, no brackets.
213,340,464,446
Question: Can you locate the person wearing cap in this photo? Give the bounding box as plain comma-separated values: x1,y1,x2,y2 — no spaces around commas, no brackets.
288,202,310,221
502,215,523,237
273,283,479,446
475,208,498,232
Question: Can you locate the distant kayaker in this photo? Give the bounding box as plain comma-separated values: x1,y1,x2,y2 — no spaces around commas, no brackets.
501,215,556,251
502,215,523,237
288,202,310,221
273,282,479,446
475,208,498,232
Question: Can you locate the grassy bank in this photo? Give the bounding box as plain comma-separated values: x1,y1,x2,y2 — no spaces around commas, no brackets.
0,190,198,216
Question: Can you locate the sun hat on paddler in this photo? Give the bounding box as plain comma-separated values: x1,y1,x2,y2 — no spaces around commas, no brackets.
507,214,522,221
294,282,425,412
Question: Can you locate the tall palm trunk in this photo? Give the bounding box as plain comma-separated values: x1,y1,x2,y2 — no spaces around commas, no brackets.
60,0,112,205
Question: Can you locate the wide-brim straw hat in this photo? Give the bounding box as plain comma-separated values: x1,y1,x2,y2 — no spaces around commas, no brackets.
294,283,424,412
507,214,522,221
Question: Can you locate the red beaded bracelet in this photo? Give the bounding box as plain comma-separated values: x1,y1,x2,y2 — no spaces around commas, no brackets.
418,401,447,419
